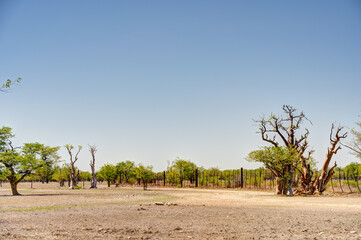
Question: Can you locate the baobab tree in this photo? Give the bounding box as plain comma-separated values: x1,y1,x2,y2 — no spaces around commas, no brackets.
255,105,313,194
64,144,82,189
254,105,347,195
88,144,97,188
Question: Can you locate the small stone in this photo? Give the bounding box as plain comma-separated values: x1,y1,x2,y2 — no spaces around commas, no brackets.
318,232,324,235
174,227,182,231
155,202,165,205
350,231,356,234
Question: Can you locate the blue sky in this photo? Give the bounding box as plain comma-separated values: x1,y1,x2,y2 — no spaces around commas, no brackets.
0,0,360,171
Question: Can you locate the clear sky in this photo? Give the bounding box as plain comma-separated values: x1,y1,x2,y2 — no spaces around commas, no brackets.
0,0,360,172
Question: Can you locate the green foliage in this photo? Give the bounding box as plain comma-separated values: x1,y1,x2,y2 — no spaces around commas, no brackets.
115,160,136,183
78,171,92,181
135,164,154,190
22,142,60,183
0,126,46,194
99,163,117,187
343,162,361,176
247,146,300,177
53,164,71,183
166,158,197,186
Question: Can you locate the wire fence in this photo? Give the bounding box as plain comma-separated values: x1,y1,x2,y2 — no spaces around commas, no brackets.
1,168,359,194
148,168,361,194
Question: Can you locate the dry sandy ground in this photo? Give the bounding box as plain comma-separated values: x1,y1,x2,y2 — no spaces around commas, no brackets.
0,182,360,240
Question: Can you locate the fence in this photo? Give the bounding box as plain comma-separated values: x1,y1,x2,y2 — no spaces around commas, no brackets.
148,168,361,194
1,168,359,194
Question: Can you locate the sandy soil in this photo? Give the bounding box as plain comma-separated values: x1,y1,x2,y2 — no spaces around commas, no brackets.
0,182,360,239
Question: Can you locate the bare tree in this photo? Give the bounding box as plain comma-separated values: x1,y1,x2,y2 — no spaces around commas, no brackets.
64,144,82,189
255,105,313,194
88,144,97,189
342,114,361,159
316,125,347,193
255,105,348,195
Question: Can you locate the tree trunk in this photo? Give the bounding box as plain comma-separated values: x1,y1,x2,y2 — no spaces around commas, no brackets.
90,173,97,188
143,180,147,190
107,180,110,187
10,181,20,195
69,171,78,189
317,125,347,193
276,177,283,195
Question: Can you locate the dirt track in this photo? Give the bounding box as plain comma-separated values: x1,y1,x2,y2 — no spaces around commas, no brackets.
0,182,360,239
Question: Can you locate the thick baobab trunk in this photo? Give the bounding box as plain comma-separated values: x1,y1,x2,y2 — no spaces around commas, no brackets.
10,181,20,195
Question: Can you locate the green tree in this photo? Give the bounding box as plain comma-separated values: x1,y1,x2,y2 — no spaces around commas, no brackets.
115,160,135,184
171,158,197,187
79,171,92,181
99,163,117,187
53,164,71,187
247,146,300,195
22,143,60,183
0,127,43,195
135,164,154,190
255,105,347,194
343,162,361,176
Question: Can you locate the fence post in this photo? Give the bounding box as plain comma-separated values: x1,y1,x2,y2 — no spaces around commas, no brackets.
195,169,198,187
240,168,244,188
245,170,247,188
163,171,166,186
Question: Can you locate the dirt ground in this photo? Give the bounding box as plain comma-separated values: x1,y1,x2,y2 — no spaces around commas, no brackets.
0,182,360,240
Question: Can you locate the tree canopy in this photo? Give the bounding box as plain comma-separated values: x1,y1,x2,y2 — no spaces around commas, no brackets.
135,164,154,190
99,163,117,187
0,127,49,195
